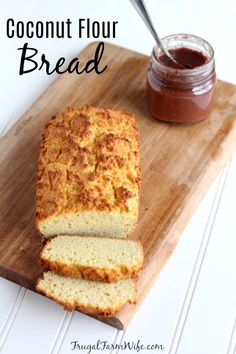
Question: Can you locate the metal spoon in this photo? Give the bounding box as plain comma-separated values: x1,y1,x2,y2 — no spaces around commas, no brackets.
130,0,188,68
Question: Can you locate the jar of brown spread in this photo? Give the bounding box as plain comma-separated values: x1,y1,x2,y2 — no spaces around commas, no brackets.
147,34,216,123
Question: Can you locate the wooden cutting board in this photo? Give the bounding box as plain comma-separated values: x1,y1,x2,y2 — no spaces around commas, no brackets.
0,42,236,329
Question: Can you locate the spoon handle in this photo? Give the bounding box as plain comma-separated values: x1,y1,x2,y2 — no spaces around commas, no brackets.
130,0,175,61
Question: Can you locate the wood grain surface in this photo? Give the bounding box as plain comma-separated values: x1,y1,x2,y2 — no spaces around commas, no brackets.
0,42,236,329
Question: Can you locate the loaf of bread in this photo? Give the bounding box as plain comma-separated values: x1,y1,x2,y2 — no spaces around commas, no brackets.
36,106,140,239
40,235,144,282
36,271,136,316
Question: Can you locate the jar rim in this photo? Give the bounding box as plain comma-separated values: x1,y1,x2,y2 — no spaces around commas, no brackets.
152,33,215,76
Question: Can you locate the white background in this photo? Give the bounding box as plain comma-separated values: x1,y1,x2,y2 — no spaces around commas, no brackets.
0,1,236,353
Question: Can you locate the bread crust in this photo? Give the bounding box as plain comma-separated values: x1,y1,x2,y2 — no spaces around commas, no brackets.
39,256,142,283
35,106,140,238
36,273,136,317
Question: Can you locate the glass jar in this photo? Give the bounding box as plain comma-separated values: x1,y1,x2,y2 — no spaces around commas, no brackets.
147,34,216,123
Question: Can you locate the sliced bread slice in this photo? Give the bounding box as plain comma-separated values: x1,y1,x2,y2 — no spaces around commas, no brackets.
40,236,144,282
36,271,136,316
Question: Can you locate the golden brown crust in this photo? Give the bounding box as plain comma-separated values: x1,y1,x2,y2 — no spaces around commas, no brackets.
36,273,136,317
36,106,140,235
39,257,142,283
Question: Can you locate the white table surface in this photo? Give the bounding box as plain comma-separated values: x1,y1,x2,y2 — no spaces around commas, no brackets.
0,1,236,353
